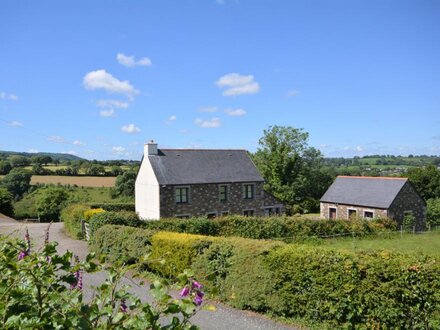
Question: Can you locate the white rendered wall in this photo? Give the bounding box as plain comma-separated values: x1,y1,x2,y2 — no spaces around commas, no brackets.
135,157,160,220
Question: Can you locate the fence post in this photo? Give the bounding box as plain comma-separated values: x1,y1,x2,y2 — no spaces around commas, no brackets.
400,225,403,238
413,225,415,234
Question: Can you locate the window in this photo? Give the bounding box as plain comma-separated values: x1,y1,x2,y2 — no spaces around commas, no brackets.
175,187,189,203
364,211,374,219
219,185,228,202
243,209,255,217
243,184,254,199
348,209,357,219
329,207,337,219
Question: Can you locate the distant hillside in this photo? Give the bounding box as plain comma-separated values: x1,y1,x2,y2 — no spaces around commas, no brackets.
0,150,84,162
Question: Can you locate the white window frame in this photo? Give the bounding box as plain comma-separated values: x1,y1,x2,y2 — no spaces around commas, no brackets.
347,208,357,219
363,209,375,219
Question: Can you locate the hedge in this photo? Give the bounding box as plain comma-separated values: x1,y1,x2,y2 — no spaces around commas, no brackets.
86,203,135,212
60,203,90,239
90,225,154,264
145,232,440,328
143,215,396,240
88,210,143,237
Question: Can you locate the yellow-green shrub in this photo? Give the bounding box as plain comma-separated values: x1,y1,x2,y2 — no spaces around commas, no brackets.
84,208,105,221
60,203,91,239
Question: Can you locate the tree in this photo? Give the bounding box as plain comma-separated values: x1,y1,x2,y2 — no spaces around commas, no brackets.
406,165,440,200
253,125,334,213
114,171,136,197
36,187,69,221
0,187,14,216
0,161,12,175
427,198,440,227
9,155,31,167
85,164,106,176
0,168,32,199
110,165,124,176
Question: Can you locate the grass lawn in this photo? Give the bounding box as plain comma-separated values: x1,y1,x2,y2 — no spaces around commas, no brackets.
313,231,440,256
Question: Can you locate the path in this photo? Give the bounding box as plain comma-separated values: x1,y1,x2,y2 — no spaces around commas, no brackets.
0,216,299,330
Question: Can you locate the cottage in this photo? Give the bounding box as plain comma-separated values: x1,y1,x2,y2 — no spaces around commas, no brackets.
320,176,426,230
135,141,283,220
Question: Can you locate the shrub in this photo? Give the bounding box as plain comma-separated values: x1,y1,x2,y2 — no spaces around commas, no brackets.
87,203,135,212
83,208,105,221
88,210,143,237
427,198,440,227
36,187,69,221
90,225,154,265
60,203,91,239
149,232,218,278
0,187,14,217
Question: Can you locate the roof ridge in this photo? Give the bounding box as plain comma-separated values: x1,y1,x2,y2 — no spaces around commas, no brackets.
337,176,407,180
158,148,248,151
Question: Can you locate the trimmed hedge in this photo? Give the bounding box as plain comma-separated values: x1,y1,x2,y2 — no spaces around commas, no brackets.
146,232,440,328
87,203,135,212
90,225,154,264
60,203,90,239
143,215,396,240
88,210,143,237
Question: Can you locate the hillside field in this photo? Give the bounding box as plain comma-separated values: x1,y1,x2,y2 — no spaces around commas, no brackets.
30,175,116,187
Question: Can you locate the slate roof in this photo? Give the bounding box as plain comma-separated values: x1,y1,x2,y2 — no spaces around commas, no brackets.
148,149,264,185
320,176,408,209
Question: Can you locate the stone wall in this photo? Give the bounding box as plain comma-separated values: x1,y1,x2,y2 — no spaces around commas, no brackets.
159,182,269,218
320,202,387,220
388,182,426,231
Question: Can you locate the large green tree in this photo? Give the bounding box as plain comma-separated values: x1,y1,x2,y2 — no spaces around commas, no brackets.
406,164,440,200
36,187,69,221
114,171,136,197
253,125,334,213
0,187,14,216
0,168,32,199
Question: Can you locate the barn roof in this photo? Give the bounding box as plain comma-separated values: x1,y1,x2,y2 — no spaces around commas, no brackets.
148,149,264,185
320,176,408,209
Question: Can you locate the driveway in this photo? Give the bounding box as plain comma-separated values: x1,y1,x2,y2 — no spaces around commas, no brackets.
0,216,299,330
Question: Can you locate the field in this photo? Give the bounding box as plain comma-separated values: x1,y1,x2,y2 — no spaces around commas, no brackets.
31,175,116,187
313,231,440,256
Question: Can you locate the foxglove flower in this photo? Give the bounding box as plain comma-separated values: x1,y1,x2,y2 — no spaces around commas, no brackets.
192,281,202,290
180,286,190,297
18,250,28,260
120,299,128,313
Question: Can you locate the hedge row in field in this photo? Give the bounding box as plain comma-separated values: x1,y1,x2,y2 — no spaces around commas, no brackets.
92,226,440,328
142,215,396,240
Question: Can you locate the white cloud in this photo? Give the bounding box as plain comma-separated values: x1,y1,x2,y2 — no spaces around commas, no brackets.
0,92,18,101
287,90,300,97
117,53,152,67
355,146,364,152
48,135,67,144
83,70,139,98
224,108,246,116
8,120,22,127
73,140,85,146
199,106,218,113
166,115,177,125
215,73,260,96
96,99,129,109
121,124,141,134
112,146,126,155
28,149,39,153
100,109,115,117
195,117,221,128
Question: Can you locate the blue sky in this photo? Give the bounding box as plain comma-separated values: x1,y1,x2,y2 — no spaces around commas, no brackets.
1,1,439,160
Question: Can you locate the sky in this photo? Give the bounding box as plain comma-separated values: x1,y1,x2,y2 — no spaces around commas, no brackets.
1,0,439,160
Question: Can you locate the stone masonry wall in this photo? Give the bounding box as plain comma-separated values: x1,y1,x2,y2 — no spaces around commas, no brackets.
388,182,426,231
320,202,387,220
159,182,267,218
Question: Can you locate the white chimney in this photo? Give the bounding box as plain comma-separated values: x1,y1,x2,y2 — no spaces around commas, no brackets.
144,140,158,156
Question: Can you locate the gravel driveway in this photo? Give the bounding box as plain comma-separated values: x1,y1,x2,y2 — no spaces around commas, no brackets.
0,216,299,330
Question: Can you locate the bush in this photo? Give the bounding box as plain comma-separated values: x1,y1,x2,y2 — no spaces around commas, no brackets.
90,225,154,264
0,187,14,217
427,198,440,227
60,204,91,239
88,210,143,237
36,187,69,221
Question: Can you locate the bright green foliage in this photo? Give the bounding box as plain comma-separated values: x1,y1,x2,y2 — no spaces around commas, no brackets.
88,210,143,237
403,212,416,232
114,171,136,197
0,168,32,199
0,187,14,216
91,225,155,264
0,235,202,329
0,160,12,175
60,203,91,239
36,187,69,221
406,164,440,200
143,215,396,241
252,125,334,213
427,198,440,227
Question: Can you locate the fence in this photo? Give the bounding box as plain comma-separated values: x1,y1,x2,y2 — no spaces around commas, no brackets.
81,219,90,241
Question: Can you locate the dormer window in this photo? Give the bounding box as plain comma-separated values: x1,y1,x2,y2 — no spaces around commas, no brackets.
175,187,189,204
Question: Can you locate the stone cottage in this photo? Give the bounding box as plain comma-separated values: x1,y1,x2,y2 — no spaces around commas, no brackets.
320,176,426,230
135,141,284,220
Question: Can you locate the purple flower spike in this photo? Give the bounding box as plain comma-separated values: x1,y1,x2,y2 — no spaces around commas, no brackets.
192,281,202,290
196,290,204,298
18,250,28,260
24,227,31,252
194,295,203,306
180,286,190,297
120,299,128,313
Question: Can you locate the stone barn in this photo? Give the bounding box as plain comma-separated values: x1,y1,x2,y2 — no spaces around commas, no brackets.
320,176,426,230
